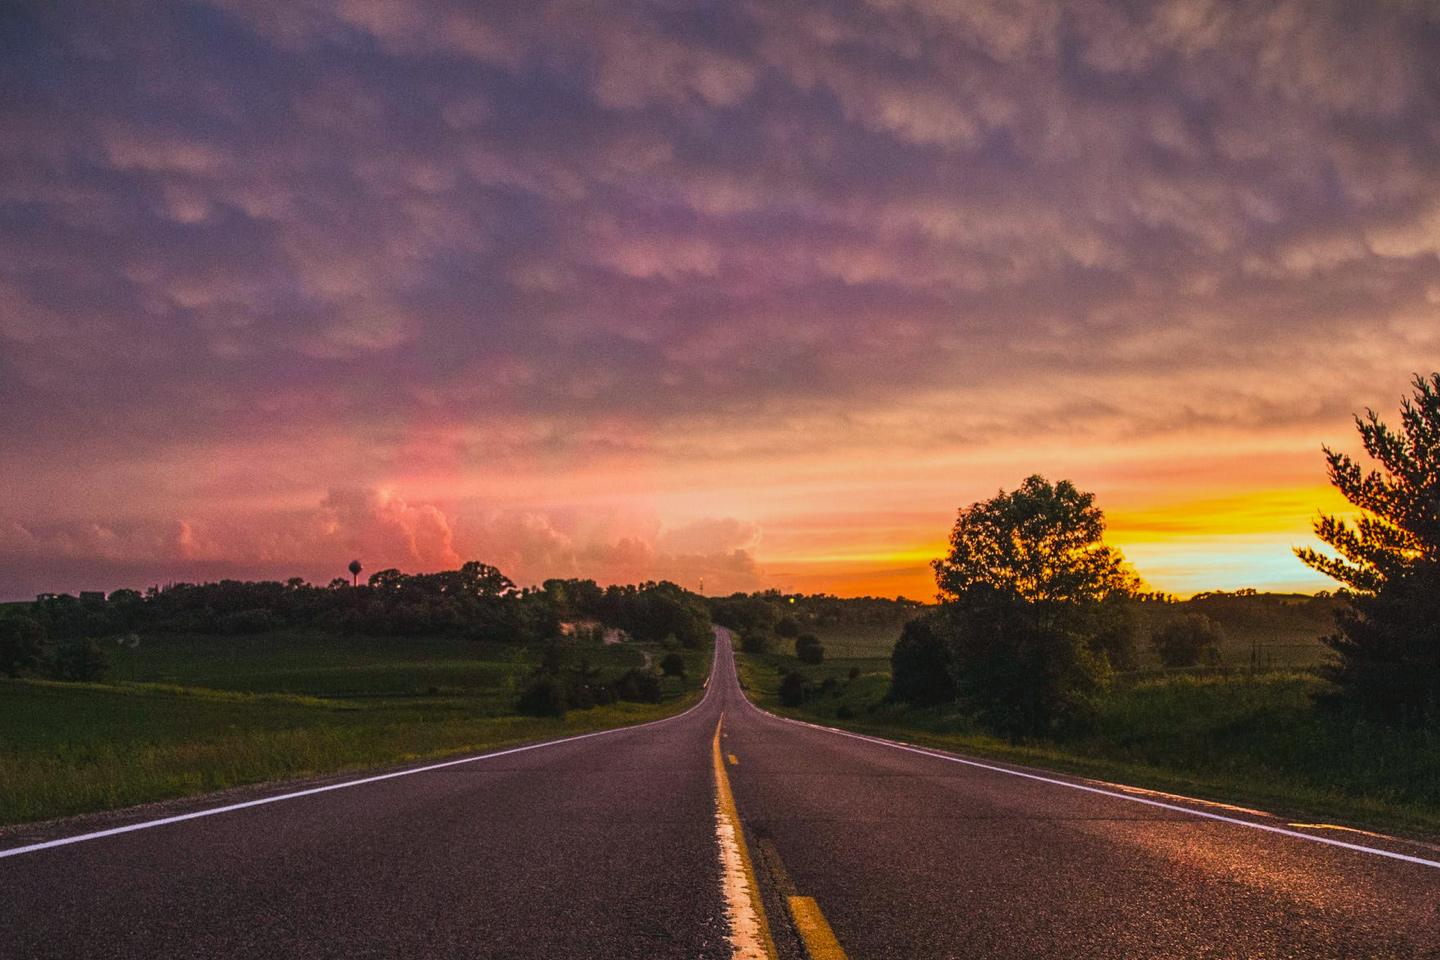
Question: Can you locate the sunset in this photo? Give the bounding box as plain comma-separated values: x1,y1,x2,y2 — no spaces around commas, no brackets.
4,1,1436,600
6,4,1440,957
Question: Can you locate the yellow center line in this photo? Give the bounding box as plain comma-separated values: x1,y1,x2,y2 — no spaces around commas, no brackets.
728,754,739,766
713,715,777,960
788,896,849,960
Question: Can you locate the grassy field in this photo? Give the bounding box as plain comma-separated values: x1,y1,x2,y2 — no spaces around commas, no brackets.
742,597,1440,838
0,632,711,826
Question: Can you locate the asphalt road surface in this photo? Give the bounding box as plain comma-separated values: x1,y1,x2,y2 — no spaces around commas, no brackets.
4,629,1440,958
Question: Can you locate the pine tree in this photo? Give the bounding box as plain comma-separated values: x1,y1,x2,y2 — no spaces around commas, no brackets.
1296,373,1440,722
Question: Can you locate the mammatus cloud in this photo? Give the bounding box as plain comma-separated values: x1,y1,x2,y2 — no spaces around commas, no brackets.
2,1,1436,597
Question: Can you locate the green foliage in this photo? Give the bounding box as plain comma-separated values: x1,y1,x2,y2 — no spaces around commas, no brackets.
710,595,779,636
48,638,109,682
515,674,569,716
1150,613,1223,668
934,475,1138,607
888,613,956,705
0,617,46,678
775,616,800,639
608,581,712,647
930,476,1137,736
794,633,825,665
1297,373,1440,723
737,630,772,654
613,667,664,704
779,670,811,707
660,651,687,677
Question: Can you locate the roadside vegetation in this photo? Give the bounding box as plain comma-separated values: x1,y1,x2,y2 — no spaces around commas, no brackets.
731,372,1440,836
0,571,712,826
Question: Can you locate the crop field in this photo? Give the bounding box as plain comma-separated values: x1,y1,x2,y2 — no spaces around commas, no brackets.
794,593,1339,671
737,594,1440,838
0,632,711,826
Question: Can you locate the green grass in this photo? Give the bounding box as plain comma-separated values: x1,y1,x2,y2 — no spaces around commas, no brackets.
0,632,710,826
736,649,1440,840
795,594,1340,670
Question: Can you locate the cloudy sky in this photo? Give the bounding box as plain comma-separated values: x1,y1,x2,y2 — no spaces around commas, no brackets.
2,0,1438,600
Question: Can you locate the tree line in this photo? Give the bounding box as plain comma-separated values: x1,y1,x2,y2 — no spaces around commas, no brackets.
890,372,1440,735
0,564,714,684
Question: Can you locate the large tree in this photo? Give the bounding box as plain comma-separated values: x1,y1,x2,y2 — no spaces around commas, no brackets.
897,476,1138,735
1296,373,1440,722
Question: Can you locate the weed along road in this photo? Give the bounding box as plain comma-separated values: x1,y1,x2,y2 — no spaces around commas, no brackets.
5,630,1440,959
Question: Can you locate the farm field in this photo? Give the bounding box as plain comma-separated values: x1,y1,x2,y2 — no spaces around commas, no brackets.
0,631,711,826
741,593,1440,838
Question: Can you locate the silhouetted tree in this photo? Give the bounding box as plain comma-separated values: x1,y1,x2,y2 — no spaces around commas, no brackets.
931,476,1138,736
1297,373,1440,723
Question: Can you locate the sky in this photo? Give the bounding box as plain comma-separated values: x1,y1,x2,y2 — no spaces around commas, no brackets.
2,0,1438,601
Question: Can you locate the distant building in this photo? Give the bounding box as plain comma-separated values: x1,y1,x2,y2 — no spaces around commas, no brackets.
35,593,59,602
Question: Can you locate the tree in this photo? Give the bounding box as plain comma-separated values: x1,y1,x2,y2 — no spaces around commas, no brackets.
888,613,956,705
779,670,811,706
660,651,686,678
795,633,825,665
1296,373,1440,722
0,618,46,678
49,638,109,682
1150,614,1222,668
929,476,1138,735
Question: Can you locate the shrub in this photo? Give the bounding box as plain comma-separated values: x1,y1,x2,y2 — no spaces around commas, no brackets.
516,675,568,716
779,670,811,707
49,638,109,682
659,652,686,677
615,668,664,704
738,631,772,654
889,613,956,705
1150,614,1223,667
795,633,825,664
0,618,47,678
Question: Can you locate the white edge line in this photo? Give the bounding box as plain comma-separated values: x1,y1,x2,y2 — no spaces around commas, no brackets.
1,655,720,861
750,701,1440,871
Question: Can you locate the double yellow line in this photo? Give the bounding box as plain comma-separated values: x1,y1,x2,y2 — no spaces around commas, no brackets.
713,715,848,960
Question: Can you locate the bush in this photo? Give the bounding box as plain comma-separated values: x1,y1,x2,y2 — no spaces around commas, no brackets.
615,668,664,704
738,631,772,654
795,634,825,664
0,618,47,678
49,638,109,682
779,670,811,707
889,613,956,705
659,652,686,677
516,675,568,716
775,616,800,639
1150,614,1223,667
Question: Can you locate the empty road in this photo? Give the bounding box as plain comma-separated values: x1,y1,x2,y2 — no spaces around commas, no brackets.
4,629,1439,958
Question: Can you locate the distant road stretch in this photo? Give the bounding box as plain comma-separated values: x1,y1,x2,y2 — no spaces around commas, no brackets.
4,629,1439,958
